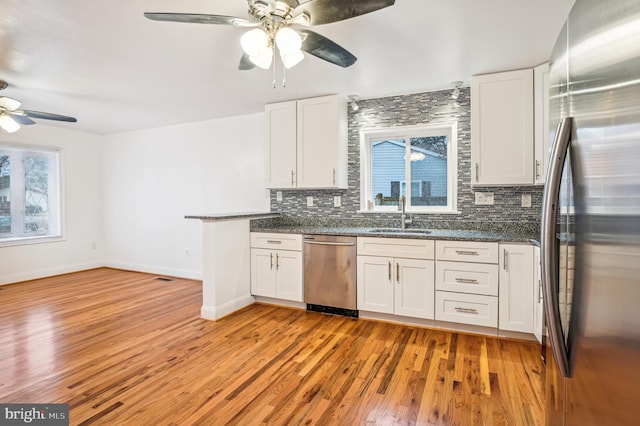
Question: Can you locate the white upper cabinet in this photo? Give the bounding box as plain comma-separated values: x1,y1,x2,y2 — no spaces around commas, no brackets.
534,63,550,185
471,69,534,186
266,94,347,189
266,101,297,188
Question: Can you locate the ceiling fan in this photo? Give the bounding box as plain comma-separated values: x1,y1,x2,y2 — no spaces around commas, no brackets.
0,80,77,133
144,0,395,73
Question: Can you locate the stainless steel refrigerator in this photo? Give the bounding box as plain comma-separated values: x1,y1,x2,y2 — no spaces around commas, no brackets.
541,0,640,424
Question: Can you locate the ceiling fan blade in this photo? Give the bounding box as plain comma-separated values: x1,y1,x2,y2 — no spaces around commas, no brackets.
143,13,257,28
9,114,36,125
24,110,77,123
0,96,21,111
299,29,357,68
238,53,256,71
293,0,394,26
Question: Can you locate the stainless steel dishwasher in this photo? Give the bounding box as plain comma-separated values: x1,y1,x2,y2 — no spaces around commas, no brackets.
303,234,357,317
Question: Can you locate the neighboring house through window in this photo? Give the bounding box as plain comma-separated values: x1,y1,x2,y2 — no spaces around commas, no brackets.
0,145,62,243
360,123,458,213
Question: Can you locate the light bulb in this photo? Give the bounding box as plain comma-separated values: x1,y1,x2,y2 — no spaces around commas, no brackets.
280,50,304,69
241,29,269,57
275,27,302,55
250,47,274,69
0,114,21,133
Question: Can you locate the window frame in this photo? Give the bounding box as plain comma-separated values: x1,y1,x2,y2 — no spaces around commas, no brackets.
359,123,458,214
0,143,65,246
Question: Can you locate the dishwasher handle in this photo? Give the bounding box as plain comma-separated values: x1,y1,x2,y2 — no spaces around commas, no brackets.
303,240,355,247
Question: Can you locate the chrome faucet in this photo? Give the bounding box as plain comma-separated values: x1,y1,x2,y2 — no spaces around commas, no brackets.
398,195,413,229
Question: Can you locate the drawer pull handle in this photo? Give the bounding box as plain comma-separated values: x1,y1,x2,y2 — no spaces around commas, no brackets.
388,261,392,282
396,263,400,283
455,307,479,314
455,250,479,256
270,253,273,270
455,278,479,284
266,240,282,244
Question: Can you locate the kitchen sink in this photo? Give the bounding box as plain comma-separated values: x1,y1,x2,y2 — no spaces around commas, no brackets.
368,228,432,235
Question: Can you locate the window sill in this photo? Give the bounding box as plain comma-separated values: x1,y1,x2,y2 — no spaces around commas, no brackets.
0,234,65,247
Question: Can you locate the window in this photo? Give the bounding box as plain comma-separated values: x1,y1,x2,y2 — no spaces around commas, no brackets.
0,145,62,243
360,123,458,213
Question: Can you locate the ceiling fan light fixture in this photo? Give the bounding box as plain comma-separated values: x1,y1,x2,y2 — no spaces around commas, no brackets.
0,114,21,133
280,50,304,69
0,96,21,111
250,47,274,69
275,27,302,55
241,28,269,57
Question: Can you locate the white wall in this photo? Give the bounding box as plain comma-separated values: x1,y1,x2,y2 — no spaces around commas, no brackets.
0,124,105,285
102,113,269,279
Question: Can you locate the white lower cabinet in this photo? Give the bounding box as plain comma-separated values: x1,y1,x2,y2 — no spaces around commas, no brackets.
250,248,303,302
357,237,435,320
435,291,499,328
357,256,435,319
533,246,544,343
435,241,499,328
250,233,303,302
498,244,535,333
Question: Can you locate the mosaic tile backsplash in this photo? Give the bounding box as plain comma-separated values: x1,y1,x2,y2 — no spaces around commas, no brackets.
269,88,543,232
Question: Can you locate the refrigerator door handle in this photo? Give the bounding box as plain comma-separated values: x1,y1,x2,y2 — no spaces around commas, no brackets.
541,116,573,378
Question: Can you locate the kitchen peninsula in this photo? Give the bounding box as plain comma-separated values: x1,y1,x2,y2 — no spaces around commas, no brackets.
185,212,279,320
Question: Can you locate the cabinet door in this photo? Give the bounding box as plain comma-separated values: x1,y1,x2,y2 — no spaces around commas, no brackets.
251,248,277,298
394,258,435,319
266,101,297,188
499,244,535,333
471,69,534,185
534,63,550,185
357,256,394,314
533,246,544,343
296,95,346,188
275,250,303,302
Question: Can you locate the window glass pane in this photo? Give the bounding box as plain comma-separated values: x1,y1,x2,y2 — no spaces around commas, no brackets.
409,136,448,207
23,156,49,233
371,139,406,206
0,155,10,233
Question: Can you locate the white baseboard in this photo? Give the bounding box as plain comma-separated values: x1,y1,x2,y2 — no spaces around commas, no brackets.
104,260,202,281
0,261,105,286
201,294,255,321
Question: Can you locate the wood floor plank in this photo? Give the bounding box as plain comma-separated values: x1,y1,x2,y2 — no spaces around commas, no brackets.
0,268,544,425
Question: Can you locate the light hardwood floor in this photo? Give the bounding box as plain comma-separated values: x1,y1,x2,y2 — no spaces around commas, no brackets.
0,268,544,425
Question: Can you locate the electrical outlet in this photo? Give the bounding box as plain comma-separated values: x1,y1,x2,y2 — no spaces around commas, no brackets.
276,191,282,202
333,195,341,207
522,194,532,208
475,192,494,205
307,196,314,207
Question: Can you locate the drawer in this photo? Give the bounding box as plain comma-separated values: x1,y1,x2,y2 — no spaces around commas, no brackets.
251,232,302,251
435,291,498,328
435,240,499,264
436,261,499,296
357,237,434,260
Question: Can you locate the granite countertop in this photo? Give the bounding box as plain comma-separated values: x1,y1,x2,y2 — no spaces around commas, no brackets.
250,225,539,244
185,212,281,221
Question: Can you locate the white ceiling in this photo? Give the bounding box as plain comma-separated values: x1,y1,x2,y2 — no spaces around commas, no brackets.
0,0,575,135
